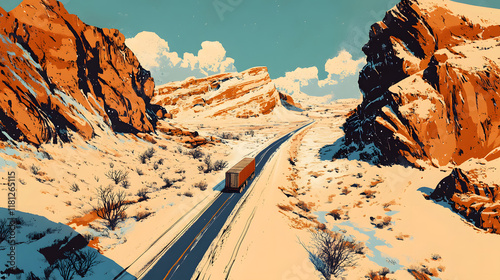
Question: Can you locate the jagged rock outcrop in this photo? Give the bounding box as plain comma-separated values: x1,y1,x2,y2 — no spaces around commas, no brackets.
430,168,500,233
153,67,302,119
0,0,162,145
335,0,500,167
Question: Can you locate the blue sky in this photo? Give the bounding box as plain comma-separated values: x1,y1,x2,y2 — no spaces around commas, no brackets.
3,0,500,98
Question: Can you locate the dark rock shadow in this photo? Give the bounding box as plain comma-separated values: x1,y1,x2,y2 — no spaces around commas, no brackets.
0,208,135,280
417,187,434,196
318,136,380,167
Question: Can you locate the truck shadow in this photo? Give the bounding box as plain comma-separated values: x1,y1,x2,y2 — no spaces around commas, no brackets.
212,180,226,192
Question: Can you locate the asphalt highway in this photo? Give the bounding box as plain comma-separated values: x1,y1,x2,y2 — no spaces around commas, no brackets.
141,122,312,280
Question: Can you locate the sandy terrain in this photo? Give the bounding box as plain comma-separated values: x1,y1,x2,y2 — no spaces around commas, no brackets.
0,110,308,278
192,99,500,280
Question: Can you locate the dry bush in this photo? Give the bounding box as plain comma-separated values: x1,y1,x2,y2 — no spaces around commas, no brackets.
193,181,208,191
245,130,255,137
70,183,80,192
328,209,343,221
30,164,41,175
162,178,174,189
136,168,144,176
203,155,213,173
296,201,311,212
184,191,193,197
135,211,152,221
304,229,358,279
121,180,131,189
213,159,228,171
361,189,377,199
341,187,351,195
92,185,129,230
431,253,441,261
187,148,204,159
137,188,149,200
105,169,129,185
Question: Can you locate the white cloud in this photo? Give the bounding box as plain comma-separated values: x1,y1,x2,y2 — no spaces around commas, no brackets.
125,31,237,85
274,50,365,100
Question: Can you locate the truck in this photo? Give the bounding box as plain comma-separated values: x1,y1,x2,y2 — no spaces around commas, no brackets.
225,158,256,192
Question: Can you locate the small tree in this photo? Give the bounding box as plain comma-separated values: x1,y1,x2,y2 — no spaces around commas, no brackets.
305,228,357,280
213,160,228,171
93,185,129,230
66,248,101,277
56,258,75,280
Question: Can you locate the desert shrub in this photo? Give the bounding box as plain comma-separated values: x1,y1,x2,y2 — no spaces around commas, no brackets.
198,165,205,172
188,148,204,159
157,158,164,165
305,229,357,280
176,146,184,154
137,188,149,200
145,147,156,159
138,153,148,164
135,211,152,221
105,169,129,185
354,242,365,254
221,132,233,139
175,168,186,174
431,254,441,261
245,130,255,137
296,201,311,212
30,164,41,175
153,163,159,170
328,209,342,220
361,190,376,199
136,168,144,176
213,160,228,171
193,181,208,191
162,178,174,189
341,187,351,195
183,191,193,197
203,155,213,173
70,183,80,192
109,162,114,169
92,185,129,230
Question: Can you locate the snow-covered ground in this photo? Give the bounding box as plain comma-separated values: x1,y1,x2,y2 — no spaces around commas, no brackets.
191,99,500,280
0,109,308,279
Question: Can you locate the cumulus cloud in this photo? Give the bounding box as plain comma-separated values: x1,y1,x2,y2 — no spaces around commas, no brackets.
125,31,237,86
274,50,365,101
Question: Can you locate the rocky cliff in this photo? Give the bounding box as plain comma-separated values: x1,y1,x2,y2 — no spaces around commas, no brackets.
153,67,301,119
0,0,162,145
335,0,500,167
430,168,500,233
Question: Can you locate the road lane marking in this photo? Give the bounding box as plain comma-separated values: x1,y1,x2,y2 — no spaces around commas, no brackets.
162,195,233,280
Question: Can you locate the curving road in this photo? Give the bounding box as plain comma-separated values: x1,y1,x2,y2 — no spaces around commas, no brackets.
140,122,312,280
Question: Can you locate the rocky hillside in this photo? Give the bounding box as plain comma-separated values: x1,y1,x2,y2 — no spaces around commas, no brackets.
430,168,500,233
335,0,500,167
153,67,302,119
0,0,165,145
